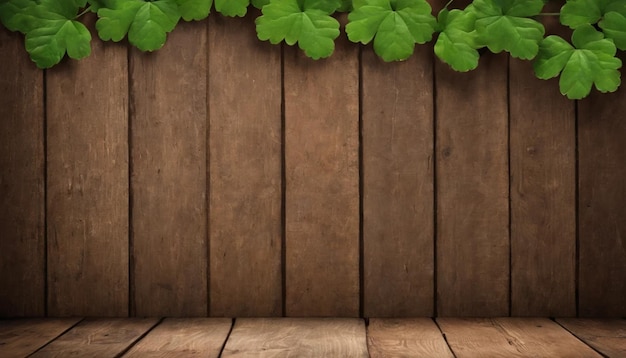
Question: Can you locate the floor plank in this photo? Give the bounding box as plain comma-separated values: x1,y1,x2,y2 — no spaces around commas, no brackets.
367,318,454,357
123,318,232,357
222,318,368,357
437,318,602,357
557,319,626,357
0,319,80,358
29,318,158,357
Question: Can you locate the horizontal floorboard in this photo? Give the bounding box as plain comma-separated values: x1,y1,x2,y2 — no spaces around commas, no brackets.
2,318,624,357
557,319,626,358
222,318,368,357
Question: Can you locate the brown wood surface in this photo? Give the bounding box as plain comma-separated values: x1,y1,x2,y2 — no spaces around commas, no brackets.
557,319,626,357
124,318,232,357
362,44,434,317
130,21,208,316
46,15,129,316
0,319,80,358
30,318,157,357
437,318,602,357
208,11,282,317
578,88,626,317
367,319,454,358
284,21,360,317
435,53,510,316
509,58,576,316
0,28,45,317
222,318,368,357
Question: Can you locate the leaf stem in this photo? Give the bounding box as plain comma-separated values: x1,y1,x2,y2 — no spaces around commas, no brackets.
536,12,560,16
75,6,92,19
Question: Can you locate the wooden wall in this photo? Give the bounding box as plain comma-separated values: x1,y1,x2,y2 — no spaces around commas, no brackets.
1,9,625,318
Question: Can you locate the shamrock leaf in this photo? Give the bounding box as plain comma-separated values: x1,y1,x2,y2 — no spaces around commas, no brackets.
338,0,352,12
599,11,626,49
177,0,211,21
434,8,480,72
472,0,545,59
533,24,622,99
560,0,626,28
87,0,107,13
214,0,250,17
345,0,436,62
256,0,342,60
251,0,270,9
0,0,36,33
96,0,180,51
19,0,91,68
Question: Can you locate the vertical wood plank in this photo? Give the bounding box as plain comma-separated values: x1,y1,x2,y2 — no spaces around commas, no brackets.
0,29,45,317
46,16,129,316
30,318,158,357
509,58,576,316
578,88,626,317
208,11,282,317
131,21,208,316
284,28,360,316
0,319,80,357
362,46,434,317
435,53,509,316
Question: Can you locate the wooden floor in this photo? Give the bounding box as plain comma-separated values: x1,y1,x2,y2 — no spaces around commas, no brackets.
1,318,625,357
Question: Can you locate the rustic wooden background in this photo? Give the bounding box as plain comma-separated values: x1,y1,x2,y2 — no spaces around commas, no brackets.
1,6,624,318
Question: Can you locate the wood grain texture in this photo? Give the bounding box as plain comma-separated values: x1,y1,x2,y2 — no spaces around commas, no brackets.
367,319,454,358
0,319,80,358
124,318,232,357
30,318,157,357
437,318,602,358
362,45,434,317
130,21,208,316
0,28,45,317
578,88,626,317
46,15,129,316
208,11,282,317
222,318,368,357
284,21,360,317
557,319,626,358
509,58,576,316
435,53,510,316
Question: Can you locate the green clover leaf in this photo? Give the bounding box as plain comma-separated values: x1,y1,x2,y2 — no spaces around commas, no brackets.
345,0,436,62
560,0,626,28
598,6,626,50
176,0,211,21
96,0,180,51
472,0,545,59
255,0,342,60
0,0,37,33
434,8,480,72
20,0,91,68
252,0,271,9
214,0,250,17
533,24,622,99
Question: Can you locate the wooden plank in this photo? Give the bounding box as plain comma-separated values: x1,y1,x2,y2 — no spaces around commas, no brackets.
557,319,626,358
367,319,454,358
30,318,158,357
208,10,282,317
0,27,45,317
46,15,129,316
578,87,626,317
124,318,232,357
437,318,602,358
222,318,368,357
362,44,434,316
130,20,208,316
0,319,80,358
284,19,360,317
435,52,510,316
509,57,576,316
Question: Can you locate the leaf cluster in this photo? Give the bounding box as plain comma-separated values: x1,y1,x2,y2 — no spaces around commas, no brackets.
1,0,625,99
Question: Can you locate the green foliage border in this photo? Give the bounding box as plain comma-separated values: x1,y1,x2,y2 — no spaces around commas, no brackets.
1,0,625,100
